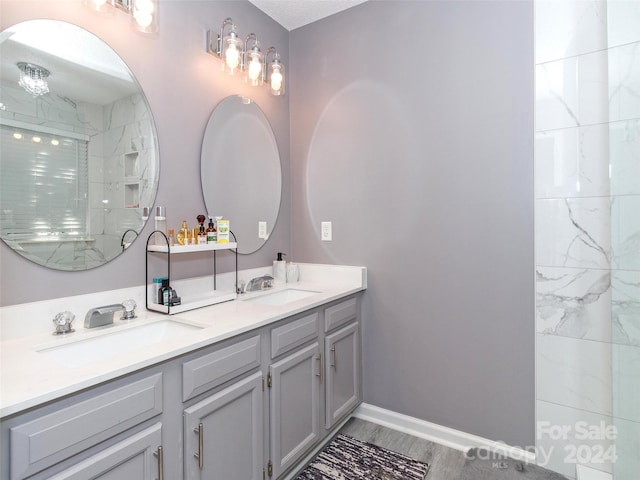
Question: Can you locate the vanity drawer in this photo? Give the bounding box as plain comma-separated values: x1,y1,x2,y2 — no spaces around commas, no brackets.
271,312,319,358
10,373,163,480
182,335,261,401
324,297,357,332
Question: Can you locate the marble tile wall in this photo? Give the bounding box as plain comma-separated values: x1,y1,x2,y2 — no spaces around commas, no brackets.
535,1,640,479
90,93,157,260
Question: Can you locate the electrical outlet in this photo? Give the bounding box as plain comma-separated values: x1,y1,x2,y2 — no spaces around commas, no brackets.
258,221,267,239
321,221,332,241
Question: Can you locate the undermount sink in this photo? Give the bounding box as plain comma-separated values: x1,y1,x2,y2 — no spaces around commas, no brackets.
37,319,203,367
242,288,320,306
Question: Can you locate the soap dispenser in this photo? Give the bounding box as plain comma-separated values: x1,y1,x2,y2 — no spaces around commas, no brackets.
273,252,287,283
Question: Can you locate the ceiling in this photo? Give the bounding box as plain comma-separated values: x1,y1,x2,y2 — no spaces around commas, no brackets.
247,0,368,31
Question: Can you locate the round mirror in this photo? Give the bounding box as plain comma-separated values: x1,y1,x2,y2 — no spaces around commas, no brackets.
201,96,281,254
0,20,159,271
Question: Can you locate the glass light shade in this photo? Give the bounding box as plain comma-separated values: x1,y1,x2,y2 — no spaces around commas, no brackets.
269,60,285,96
222,29,243,74
17,63,50,97
246,47,264,86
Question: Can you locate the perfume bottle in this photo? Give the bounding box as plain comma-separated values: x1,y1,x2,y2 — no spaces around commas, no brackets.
177,221,188,246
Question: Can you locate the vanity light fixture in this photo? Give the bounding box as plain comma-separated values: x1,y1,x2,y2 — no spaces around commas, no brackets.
84,0,158,33
17,62,50,97
207,18,285,96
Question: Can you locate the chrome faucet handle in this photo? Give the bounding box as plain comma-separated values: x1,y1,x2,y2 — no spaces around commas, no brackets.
121,299,137,320
52,311,75,335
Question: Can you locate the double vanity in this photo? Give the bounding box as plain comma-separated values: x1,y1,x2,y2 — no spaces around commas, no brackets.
0,16,362,480
0,264,367,480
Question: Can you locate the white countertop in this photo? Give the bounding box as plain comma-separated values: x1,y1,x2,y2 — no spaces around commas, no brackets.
0,264,366,418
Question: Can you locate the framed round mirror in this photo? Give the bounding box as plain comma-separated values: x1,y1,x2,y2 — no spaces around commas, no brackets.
201,96,281,254
0,20,159,271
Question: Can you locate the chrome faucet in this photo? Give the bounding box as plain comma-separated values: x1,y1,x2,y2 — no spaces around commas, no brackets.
84,299,138,328
244,275,274,293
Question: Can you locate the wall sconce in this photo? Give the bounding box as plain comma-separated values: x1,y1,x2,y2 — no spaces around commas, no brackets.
17,62,50,97
207,18,285,96
84,0,158,33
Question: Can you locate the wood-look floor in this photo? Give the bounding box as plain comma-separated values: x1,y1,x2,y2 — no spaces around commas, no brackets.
338,418,569,480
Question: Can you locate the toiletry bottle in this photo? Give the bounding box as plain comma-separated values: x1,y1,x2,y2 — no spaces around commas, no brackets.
206,217,216,244
177,221,188,245
153,276,165,303
273,252,287,283
159,278,170,305
217,218,230,243
161,279,171,306
142,207,149,224
197,215,207,245
167,229,175,246
154,206,167,245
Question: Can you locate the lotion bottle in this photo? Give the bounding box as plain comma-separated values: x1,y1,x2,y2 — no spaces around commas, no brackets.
273,252,286,283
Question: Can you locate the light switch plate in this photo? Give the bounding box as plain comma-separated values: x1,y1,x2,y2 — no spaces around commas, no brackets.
321,221,332,241
258,221,267,239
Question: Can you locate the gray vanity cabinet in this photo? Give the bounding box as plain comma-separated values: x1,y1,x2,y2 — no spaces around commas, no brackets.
184,372,264,480
269,342,322,479
5,373,164,480
47,423,163,480
323,297,360,431
324,322,360,429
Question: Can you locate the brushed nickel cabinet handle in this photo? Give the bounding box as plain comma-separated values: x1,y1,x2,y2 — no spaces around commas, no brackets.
316,353,323,383
331,345,337,370
153,446,164,480
194,423,204,469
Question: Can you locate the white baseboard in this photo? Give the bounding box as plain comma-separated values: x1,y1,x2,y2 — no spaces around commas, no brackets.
353,403,536,463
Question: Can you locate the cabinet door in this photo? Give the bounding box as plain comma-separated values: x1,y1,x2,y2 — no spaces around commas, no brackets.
269,342,321,479
325,322,360,429
47,423,162,480
184,372,263,480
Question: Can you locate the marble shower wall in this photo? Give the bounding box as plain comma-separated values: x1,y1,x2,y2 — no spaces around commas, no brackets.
535,1,640,479
90,93,157,261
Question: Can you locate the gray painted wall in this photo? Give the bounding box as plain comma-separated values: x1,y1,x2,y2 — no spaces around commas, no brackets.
0,0,291,306
289,1,535,446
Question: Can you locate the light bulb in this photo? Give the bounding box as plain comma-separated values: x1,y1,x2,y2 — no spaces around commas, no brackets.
32,136,41,143
51,139,59,146
225,44,240,70
135,0,154,15
13,133,23,140
271,70,283,91
248,56,262,81
134,11,153,28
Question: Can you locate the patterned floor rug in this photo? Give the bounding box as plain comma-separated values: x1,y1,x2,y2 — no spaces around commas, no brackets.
295,433,430,480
